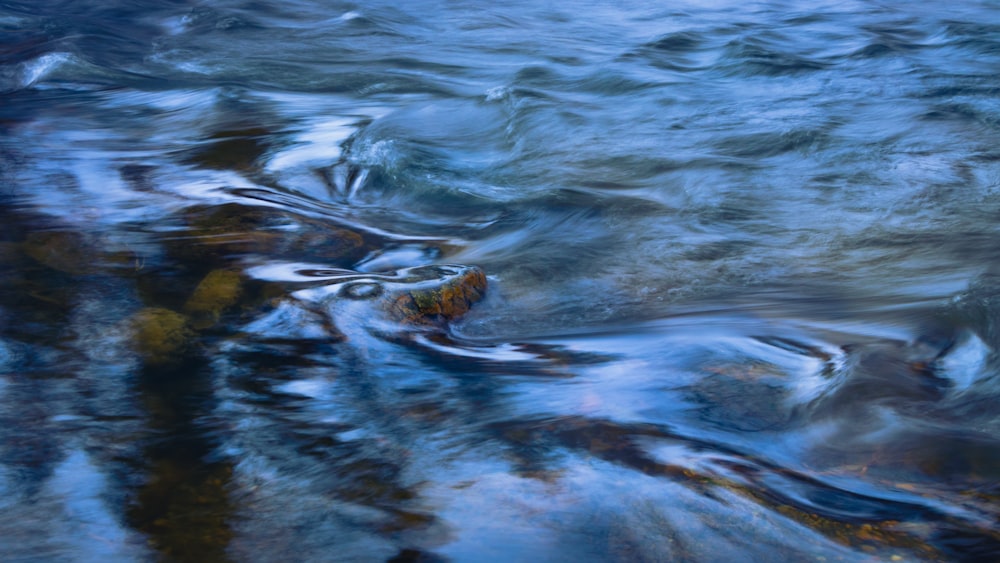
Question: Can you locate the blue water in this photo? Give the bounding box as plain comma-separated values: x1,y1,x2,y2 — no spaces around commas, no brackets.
1,1,999,561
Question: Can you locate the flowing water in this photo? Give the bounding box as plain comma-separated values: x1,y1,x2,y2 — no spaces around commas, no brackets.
2,1,1000,561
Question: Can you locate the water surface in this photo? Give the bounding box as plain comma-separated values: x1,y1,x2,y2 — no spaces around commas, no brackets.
1,1,999,561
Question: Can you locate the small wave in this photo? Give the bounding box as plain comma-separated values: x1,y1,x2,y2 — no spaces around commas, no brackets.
246,263,352,283
849,41,919,59
624,30,713,72
264,117,356,172
274,378,332,399
939,333,991,393
645,31,704,53
484,85,511,102
412,334,539,362
238,300,329,341
21,52,70,85
355,245,439,272
348,137,399,170
714,128,832,159
6,52,74,90
717,36,832,76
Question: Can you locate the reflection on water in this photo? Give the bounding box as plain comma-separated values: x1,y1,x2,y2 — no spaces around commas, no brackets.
2,0,1000,560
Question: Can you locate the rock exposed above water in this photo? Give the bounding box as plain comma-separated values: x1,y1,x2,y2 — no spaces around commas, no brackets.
383,265,488,325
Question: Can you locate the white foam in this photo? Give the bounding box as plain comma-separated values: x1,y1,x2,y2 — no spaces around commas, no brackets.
276,378,330,399
355,245,436,272
247,262,358,283
19,52,73,88
485,85,512,101
941,333,991,392
157,15,188,35
413,335,537,361
265,118,355,172
239,301,329,340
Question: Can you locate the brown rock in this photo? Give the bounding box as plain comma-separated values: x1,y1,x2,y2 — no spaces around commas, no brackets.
129,307,196,366
380,265,487,325
183,269,245,330
22,231,101,275
173,203,365,264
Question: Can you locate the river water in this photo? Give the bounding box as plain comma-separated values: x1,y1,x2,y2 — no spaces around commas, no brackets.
2,1,999,561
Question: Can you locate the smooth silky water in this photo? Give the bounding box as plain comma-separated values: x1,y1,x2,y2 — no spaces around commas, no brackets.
1,1,999,561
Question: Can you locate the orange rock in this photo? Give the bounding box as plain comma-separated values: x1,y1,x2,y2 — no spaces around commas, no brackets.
380,265,487,325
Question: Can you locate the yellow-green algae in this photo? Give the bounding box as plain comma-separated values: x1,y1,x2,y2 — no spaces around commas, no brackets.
183,269,245,330
129,307,196,366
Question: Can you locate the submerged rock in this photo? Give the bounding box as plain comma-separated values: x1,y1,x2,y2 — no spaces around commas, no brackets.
22,231,103,275
183,269,245,330
173,203,366,265
129,307,196,366
182,126,273,172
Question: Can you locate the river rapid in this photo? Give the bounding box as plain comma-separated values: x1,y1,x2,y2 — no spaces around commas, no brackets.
1,1,999,561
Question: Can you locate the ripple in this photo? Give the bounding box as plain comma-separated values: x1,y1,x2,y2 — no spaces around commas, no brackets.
3,0,1000,560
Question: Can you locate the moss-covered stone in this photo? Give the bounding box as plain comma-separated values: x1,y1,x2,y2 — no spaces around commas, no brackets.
382,265,487,325
129,307,196,366
183,269,245,330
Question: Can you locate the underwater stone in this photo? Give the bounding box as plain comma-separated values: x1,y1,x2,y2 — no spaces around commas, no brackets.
129,307,196,366
176,203,366,263
183,269,245,330
21,230,134,275
182,126,273,171
22,231,100,275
